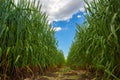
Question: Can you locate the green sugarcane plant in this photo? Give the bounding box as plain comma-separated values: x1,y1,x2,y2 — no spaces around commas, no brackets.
67,0,120,79
0,0,65,79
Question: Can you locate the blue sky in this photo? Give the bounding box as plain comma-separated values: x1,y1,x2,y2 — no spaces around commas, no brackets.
52,11,85,58
38,0,91,58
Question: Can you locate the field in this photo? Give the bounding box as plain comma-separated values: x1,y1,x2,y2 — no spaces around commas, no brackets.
0,0,120,80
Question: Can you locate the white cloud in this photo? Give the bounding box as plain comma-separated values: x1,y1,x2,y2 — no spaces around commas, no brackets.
53,27,68,32
79,7,85,12
39,0,86,22
14,0,92,22
77,15,82,18
53,27,62,32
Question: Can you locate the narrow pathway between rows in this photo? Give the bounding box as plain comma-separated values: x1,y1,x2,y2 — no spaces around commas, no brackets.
24,67,95,80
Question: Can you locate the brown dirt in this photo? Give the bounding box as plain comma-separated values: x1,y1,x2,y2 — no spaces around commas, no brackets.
1,66,101,80
23,67,97,80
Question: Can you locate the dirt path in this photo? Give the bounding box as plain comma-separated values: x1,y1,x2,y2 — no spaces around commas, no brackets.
24,67,95,80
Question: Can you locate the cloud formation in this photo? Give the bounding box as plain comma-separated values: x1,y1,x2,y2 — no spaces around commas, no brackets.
53,27,68,32
40,0,86,22
15,0,92,22
53,27,62,32
77,15,82,18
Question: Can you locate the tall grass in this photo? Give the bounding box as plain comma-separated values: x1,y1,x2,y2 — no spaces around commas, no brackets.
0,0,65,79
67,0,120,79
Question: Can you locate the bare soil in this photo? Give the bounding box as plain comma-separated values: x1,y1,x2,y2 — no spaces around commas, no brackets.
23,67,97,80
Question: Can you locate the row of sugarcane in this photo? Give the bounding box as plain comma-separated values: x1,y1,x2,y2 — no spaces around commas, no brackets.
67,0,120,79
0,0,65,79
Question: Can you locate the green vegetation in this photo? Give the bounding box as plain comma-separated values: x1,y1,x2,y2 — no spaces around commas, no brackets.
67,0,120,79
0,0,65,79
1,0,120,79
